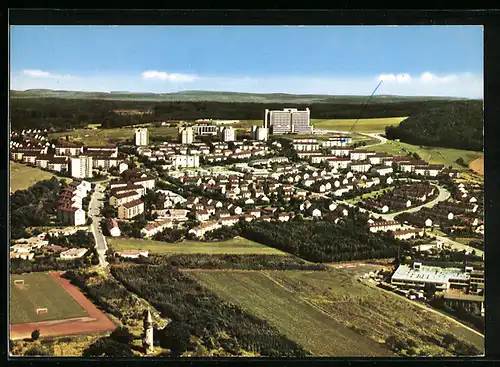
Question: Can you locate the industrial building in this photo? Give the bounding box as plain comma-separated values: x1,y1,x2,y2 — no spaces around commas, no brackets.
391,262,484,294
264,108,312,135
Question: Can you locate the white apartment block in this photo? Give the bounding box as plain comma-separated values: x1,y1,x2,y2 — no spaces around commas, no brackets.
55,146,84,156
265,108,312,135
194,124,219,136
170,154,200,168
220,127,236,142
70,156,93,179
135,128,149,146
58,207,86,226
179,126,194,144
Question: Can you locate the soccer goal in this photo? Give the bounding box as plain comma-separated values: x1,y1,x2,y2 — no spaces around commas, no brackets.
14,279,24,285
36,308,48,314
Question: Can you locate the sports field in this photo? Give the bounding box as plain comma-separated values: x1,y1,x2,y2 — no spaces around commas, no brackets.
312,117,407,133
10,161,69,192
10,273,88,325
190,266,483,356
108,236,287,255
369,140,483,170
48,126,178,145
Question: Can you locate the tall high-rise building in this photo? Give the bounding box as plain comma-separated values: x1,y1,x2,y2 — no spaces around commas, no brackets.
135,128,149,146
264,108,312,135
179,126,194,144
70,156,93,179
220,127,236,142
252,126,269,141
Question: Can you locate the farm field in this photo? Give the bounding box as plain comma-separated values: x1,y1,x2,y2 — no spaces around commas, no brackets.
312,117,407,133
10,273,88,325
369,140,483,170
48,126,178,145
190,268,392,356
469,157,484,176
10,161,70,192
108,236,287,255
190,267,484,356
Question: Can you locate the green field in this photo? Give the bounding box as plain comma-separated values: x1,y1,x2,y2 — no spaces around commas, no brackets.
49,126,178,145
190,267,483,356
345,187,394,204
369,140,484,170
108,236,287,255
10,273,88,325
10,161,70,193
312,117,407,133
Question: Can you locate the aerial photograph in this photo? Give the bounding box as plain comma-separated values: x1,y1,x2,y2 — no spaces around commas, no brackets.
9,25,484,358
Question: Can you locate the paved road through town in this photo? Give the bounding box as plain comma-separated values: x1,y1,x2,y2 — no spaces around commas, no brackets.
89,182,108,267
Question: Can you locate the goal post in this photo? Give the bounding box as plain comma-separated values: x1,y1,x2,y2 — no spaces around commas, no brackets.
36,308,48,314
14,279,24,285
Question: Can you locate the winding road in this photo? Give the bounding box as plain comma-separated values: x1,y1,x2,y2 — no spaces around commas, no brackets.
89,182,108,267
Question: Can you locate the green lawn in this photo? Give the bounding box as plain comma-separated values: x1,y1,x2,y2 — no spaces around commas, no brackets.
10,161,71,193
108,236,287,255
190,268,483,356
10,273,88,325
312,117,408,133
49,126,178,145
346,187,394,204
369,140,483,170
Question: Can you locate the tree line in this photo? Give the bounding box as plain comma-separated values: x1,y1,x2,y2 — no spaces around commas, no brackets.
385,100,483,151
111,263,310,357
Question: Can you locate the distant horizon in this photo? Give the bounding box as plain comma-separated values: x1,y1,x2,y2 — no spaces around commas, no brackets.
10,26,483,98
9,88,481,100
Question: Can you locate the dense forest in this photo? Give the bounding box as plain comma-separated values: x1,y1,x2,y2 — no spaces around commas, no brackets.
240,216,402,263
10,97,471,131
111,264,310,357
10,177,65,239
385,100,483,151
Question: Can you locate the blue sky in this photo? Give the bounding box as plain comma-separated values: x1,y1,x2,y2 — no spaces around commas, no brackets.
10,25,483,97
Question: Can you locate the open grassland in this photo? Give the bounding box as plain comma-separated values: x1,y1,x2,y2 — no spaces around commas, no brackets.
469,157,484,176
10,161,70,192
10,273,88,325
49,126,178,145
190,266,483,356
108,236,287,255
312,117,408,133
190,269,392,356
369,140,483,170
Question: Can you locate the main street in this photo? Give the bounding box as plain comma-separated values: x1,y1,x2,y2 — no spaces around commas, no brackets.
89,182,108,267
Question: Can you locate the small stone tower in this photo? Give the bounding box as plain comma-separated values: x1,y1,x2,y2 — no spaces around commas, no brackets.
143,309,154,354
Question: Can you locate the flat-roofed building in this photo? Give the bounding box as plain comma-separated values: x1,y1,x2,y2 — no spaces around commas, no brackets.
265,108,312,135
70,156,93,179
135,128,149,146
194,124,219,136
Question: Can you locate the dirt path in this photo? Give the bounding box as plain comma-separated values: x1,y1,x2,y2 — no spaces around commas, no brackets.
469,157,484,176
10,272,116,340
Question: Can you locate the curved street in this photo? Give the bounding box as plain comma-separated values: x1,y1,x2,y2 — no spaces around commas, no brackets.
89,182,108,267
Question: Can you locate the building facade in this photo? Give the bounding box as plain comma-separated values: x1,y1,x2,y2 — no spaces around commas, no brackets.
220,127,236,142
265,108,312,135
70,156,93,179
179,126,194,144
135,128,149,146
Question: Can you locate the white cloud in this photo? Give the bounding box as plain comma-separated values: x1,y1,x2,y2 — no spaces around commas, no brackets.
23,69,51,77
378,73,411,83
22,69,73,80
141,70,197,82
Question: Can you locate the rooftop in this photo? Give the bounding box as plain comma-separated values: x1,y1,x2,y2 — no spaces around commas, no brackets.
392,264,470,283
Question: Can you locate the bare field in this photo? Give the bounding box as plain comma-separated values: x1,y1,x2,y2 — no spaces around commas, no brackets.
189,266,483,356
312,117,407,133
469,157,484,176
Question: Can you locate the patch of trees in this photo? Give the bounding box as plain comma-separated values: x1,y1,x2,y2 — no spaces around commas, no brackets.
10,177,63,239
128,253,328,271
385,100,483,151
111,264,309,357
430,298,484,334
152,228,186,243
240,217,402,263
203,227,240,242
64,269,140,323
11,97,470,132
47,230,95,249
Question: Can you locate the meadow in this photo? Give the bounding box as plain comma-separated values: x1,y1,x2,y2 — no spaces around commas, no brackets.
10,161,70,192
10,273,88,325
108,236,287,255
48,126,178,145
312,117,408,133
369,140,484,170
190,266,484,356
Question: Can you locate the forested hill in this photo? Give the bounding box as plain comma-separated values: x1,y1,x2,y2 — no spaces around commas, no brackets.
10,97,475,132
385,100,483,151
